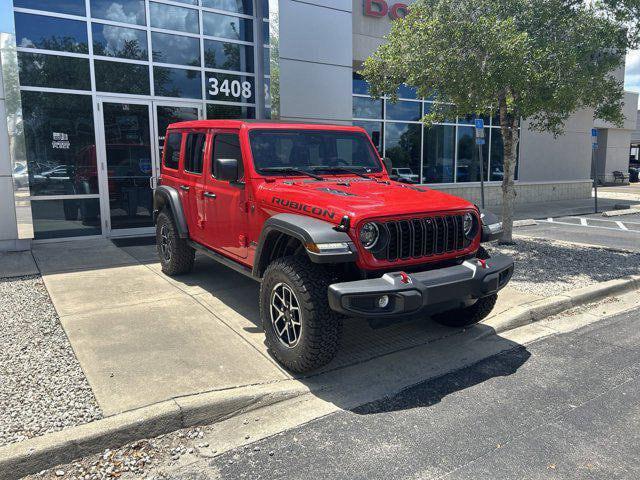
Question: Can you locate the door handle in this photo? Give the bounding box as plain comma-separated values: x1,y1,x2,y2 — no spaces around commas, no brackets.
204,192,216,199
180,185,190,191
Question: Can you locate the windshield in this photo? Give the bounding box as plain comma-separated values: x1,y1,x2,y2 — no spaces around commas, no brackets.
249,130,383,175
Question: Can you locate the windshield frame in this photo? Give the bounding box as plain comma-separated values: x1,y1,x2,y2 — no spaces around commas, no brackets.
248,128,384,176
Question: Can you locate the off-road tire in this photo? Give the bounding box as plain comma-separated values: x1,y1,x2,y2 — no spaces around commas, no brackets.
259,256,342,373
156,209,194,276
431,293,498,328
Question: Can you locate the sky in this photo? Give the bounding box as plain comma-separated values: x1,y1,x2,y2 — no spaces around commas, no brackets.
626,50,640,108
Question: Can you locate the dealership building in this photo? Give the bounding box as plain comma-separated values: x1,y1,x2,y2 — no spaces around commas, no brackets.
0,0,637,250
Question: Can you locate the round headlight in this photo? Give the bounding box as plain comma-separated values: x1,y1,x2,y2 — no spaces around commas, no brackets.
463,212,475,238
360,222,380,250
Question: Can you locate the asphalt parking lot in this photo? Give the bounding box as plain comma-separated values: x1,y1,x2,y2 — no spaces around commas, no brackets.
517,212,640,252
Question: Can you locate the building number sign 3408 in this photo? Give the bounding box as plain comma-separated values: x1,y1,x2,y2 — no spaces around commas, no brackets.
208,77,252,100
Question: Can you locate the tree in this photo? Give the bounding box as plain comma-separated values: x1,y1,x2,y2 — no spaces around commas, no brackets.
361,0,632,243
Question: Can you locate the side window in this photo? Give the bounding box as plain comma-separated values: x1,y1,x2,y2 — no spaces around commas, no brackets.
163,132,182,170
212,133,243,179
184,132,206,174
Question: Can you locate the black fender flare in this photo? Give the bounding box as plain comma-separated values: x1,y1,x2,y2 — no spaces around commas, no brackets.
153,185,189,238
253,213,357,277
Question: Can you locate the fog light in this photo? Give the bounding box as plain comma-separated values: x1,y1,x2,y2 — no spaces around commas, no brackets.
378,295,389,308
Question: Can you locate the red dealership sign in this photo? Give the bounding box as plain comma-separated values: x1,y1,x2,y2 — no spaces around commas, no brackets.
364,0,409,19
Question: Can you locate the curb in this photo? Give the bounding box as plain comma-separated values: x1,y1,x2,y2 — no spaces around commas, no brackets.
486,275,640,334
0,382,309,480
602,208,640,217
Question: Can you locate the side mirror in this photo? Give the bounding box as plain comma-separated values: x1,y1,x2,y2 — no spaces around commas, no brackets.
214,158,238,182
382,157,393,174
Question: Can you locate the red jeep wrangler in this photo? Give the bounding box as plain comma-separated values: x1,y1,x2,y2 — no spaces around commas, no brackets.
154,120,513,372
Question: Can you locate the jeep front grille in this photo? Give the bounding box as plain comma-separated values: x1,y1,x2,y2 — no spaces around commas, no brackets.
374,214,470,261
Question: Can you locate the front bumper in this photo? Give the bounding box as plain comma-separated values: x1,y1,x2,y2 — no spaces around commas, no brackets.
327,254,514,317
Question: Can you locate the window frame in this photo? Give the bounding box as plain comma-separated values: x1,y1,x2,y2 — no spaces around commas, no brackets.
210,131,243,181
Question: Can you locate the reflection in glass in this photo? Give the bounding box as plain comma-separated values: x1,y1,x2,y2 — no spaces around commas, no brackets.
92,23,148,60
154,66,202,98
205,73,254,103
156,106,198,159
456,126,488,182
18,52,91,90
353,96,382,119
202,0,253,15
31,199,101,239
385,123,421,183
152,32,200,66
202,11,253,41
15,13,88,53
204,39,254,72
396,84,417,99
149,2,199,34
352,73,369,95
423,124,455,183
14,0,86,16
90,0,146,26
489,128,519,181
21,91,97,196
206,103,256,119
353,121,383,154
95,60,150,94
386,100,421,121
101,102,154,229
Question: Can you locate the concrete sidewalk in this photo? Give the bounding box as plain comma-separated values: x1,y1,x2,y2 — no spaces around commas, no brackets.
26,239,539,417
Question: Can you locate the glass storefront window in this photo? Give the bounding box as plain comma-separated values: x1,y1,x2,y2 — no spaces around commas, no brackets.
202,0,253,15
18,52,91,90
154,66,202,98
386,100,421,122
385,123,421,183
14,0,86,16
92,23,148,60
95,60,150,94
205,72,254,103
206,103,255,119
353,97,382,119
90,0,146,26
21,91,97,196
31,199,102,239
149,2,199,34
396,84,417,100
15,13,89,53
489,128,519,181
352,73,369,95
151,32,201,66
203,11,253,41
456,126,488,182
353,121,383,154
423,124,455,183
204,39,254,72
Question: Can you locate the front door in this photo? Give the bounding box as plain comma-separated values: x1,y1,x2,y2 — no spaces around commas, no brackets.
97,99,157,236
96,99,202,237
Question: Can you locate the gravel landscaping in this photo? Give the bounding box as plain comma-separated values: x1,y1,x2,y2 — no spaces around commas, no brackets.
0,275,101,447
487,236,640,296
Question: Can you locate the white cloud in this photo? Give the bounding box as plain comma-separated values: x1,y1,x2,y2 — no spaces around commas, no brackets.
625,50,640,109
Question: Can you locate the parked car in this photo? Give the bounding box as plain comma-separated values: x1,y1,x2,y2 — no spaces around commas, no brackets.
154,121,513,372
391,167,419,183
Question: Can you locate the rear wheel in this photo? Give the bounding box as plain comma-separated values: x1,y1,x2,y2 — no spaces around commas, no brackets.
259,256,342,373
156,209,194,276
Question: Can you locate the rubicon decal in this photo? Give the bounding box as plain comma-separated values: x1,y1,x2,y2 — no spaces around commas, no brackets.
272,197,336,220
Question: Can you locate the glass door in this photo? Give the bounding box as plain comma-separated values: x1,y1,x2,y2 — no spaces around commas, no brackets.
97,99,157,236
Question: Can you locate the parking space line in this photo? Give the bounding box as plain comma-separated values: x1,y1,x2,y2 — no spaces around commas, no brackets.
580,218,588,226
616,221,628,231
538,219,639,233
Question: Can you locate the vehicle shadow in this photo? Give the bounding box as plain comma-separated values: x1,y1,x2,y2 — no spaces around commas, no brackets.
117,242,532,412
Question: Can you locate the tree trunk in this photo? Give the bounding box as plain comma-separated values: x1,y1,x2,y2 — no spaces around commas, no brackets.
498,94,519,244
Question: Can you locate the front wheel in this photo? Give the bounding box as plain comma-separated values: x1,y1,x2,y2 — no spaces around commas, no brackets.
259,256,342,373
432,293,498,328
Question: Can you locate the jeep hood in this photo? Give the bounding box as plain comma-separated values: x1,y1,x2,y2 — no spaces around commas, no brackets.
257,178,476,225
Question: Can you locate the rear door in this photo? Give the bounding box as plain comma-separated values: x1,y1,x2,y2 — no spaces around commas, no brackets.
181,130,208,245
204,130,249,259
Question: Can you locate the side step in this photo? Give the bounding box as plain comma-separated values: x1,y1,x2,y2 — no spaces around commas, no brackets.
187,241,258,281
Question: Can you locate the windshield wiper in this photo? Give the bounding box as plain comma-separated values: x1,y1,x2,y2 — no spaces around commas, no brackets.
258,166,325,181
310,166,372,179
